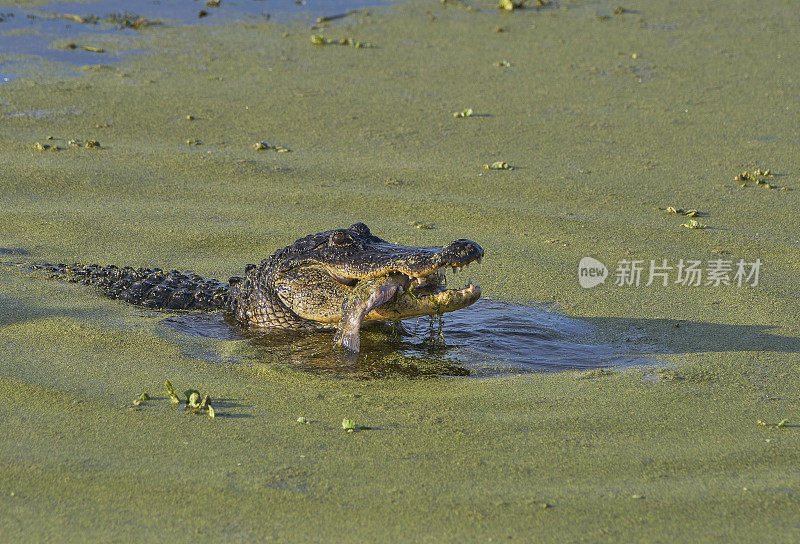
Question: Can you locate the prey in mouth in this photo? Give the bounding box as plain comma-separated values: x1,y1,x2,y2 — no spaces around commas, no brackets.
254,223,484,353
332,254,482,353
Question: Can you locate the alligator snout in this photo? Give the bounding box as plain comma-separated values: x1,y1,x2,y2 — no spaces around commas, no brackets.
438,239,484,267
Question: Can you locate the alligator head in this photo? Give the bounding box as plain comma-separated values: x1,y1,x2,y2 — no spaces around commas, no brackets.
231,223,483,351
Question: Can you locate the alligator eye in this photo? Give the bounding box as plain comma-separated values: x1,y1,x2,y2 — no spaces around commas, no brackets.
329,231,353,246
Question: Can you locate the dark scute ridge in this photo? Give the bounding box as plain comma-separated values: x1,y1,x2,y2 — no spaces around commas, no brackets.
32,263,230,311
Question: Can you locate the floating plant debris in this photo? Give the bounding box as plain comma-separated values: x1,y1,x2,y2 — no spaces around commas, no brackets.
758,418,790,429
681,219,706,229
483,161,512,170
253,141,291,152
734,168,777,188
164,380,181,403
185,389,202,408
341,418,357,432
311,35,372,48
44,11,160,29
499,0,548,10
162,380,216,416
665,207,699,217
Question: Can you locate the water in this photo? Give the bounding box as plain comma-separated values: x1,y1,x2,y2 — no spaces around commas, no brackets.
0,0,389,80
162,298,661,378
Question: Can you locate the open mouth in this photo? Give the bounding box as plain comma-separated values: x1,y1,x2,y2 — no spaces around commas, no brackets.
331,256,483,352
327,253,483,299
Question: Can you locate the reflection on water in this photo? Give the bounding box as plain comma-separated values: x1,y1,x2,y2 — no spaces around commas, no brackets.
162,299,661,378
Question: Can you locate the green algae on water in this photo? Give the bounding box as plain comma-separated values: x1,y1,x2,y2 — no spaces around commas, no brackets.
3,1,800,541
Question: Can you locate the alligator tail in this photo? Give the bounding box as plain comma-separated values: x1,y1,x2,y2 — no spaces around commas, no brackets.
28,262,237,311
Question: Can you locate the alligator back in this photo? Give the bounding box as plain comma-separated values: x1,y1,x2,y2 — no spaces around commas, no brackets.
31,263,233,311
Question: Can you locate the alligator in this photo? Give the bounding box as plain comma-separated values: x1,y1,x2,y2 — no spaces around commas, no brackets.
26,223,484,353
